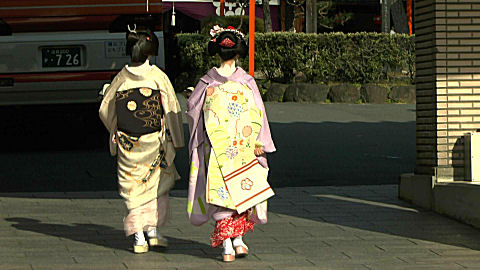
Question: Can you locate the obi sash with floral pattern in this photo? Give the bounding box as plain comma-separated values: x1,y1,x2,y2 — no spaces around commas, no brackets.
203,81,274,213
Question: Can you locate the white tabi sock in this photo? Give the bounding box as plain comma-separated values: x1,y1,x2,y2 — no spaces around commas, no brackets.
146,227,157,238
134,231,146,246
232,236,245,248
223,238,234,255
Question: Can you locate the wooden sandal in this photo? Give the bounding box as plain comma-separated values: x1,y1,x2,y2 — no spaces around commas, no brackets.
133,242,148,254
223,250,236,262
234,244,249,257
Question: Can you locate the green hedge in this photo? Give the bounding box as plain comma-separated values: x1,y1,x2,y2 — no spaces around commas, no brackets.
176,32,415,85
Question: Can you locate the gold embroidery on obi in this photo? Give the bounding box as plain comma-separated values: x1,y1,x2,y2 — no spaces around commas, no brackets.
116,89,134,100
133,94,162,129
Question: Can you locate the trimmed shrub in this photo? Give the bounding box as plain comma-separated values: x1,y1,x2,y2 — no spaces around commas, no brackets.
176,32,415,85
176,33,216,85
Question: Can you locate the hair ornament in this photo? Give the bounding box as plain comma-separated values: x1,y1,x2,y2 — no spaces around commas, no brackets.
127,24,137,34
210,25,223,37
209,25,245,39
219,38,235,48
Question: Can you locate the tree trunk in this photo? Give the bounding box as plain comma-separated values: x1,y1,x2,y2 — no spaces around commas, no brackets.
390,0,409,34
305,0,313,33
262,0,273,32
286,2,295,31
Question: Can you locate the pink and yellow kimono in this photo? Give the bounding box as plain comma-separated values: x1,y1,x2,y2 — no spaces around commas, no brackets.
186,67,276,247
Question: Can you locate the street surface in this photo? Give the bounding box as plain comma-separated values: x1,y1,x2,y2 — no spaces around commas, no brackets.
2,185,480,270
0,97,415,191
1,99,479,270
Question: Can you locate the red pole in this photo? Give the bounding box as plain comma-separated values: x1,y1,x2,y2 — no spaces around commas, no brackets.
407,0,413,35
220,0,225,16
249,0,255,77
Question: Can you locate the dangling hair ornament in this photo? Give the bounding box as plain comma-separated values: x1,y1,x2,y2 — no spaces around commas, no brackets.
127,24,137,33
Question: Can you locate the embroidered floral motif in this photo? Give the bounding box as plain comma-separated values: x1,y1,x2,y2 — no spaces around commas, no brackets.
127,100,137,111
227,102,242,118
226,145,238,159
139,87,152,97
242,125,253,137
241,178,253,191
217,187,229,200
206,87,215,96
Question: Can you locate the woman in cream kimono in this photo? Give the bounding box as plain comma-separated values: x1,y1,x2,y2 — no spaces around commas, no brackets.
187,26,276,262
99,26,184,254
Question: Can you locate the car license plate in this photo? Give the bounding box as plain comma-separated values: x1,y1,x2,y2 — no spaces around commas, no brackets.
42,47,81,68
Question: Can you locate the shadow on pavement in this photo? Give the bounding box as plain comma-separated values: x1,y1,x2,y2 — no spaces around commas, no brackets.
4,217,215,259
4,186,480,255
268,187,480,251
0,120,415,192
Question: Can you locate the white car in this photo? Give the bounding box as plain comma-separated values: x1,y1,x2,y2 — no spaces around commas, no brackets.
0,1,164,105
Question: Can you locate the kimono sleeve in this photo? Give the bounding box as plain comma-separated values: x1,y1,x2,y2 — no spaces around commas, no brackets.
186,79,208,156
245,77,276,153
99,76,123,156
158,73,185,149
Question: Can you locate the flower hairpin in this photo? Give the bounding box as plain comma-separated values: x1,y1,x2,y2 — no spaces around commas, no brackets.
209,24,245,41
210,25,224,37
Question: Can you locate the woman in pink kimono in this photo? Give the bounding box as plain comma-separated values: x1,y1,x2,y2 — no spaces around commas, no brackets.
186,26,276,262
99,26,184,254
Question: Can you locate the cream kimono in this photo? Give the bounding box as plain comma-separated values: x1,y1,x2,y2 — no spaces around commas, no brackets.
99,65,184,235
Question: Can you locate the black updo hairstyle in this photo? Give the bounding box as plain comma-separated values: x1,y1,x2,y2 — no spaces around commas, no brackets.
126,27,159,63
208,29,248,61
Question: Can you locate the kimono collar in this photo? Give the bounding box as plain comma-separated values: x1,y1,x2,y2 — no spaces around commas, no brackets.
206,67,246,83
120,62,154,81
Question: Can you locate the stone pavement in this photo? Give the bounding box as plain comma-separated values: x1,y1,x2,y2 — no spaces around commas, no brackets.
1,185,480,270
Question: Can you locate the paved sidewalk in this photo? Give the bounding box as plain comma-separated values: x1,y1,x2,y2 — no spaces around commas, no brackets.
1,185,480,270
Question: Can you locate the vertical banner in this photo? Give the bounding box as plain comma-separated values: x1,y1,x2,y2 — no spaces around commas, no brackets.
249,0,255,77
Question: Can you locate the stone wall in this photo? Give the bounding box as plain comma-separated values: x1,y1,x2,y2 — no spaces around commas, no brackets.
415,0,480,180
400,0,480,229
262,82,416,104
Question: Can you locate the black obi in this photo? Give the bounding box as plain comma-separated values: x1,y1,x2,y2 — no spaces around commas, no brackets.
115,88,163,137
